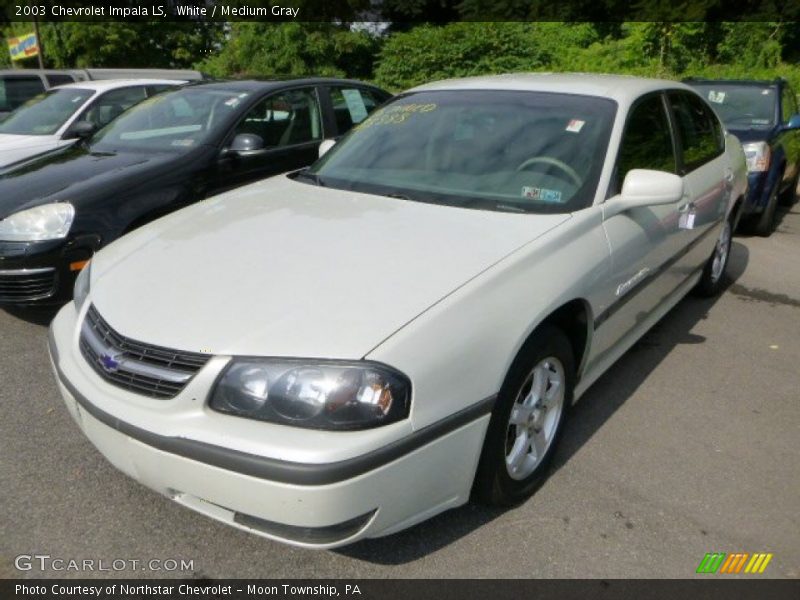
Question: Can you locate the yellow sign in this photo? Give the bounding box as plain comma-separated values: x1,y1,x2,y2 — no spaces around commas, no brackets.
8,33,39,61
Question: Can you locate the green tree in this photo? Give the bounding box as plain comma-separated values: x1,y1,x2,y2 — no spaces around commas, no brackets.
2,21,224,69
717,22,785,69
3,18,799,99
197,22,379,79
375,22,598,90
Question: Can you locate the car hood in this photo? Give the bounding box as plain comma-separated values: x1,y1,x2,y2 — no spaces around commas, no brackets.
0,147,179,218
0,133,64,168
726,126,776,144
91,176,570,359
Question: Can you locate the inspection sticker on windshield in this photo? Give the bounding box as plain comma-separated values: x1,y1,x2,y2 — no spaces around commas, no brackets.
565,119,585,133
522,186,562,202
708,91,726,104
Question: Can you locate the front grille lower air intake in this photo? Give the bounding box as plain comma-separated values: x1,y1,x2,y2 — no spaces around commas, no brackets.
79,305,210,399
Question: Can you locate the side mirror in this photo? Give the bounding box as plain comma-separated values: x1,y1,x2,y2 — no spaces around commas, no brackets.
226,133,267,157
605,169,684,218
784,114,800,130
65,120,96,140
318,138,336,158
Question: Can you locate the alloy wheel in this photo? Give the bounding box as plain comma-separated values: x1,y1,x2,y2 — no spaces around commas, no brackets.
505,356,566,480
711,220,732,284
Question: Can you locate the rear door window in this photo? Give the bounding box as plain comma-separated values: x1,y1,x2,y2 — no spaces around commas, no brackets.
668,91,724,172
329,87,385,135
615,94,677,191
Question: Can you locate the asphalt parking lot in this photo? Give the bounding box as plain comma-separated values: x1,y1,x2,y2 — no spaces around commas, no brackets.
1,196,799,580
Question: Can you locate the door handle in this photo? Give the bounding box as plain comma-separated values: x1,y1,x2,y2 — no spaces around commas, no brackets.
678,201,695,213
724,169,735,184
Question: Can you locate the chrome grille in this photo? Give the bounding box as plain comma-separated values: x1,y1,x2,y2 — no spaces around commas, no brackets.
80,305,209,399
0,268,57,302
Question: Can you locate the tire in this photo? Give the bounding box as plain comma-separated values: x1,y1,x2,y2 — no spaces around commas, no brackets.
779,171,799,206
753,178,780,237
693,216,733,297
472,325,574,506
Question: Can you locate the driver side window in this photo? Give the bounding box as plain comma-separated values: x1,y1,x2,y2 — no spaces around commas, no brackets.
233,88,322,148
615,94,677,193
82,86,147,130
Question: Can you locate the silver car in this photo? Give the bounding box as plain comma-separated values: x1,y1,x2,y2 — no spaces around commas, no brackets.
48,74,747,548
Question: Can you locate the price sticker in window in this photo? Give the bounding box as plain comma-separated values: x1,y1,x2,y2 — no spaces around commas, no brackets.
341,89,368,124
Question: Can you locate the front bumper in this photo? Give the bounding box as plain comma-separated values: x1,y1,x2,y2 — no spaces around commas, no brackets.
0,236,97,304
48,303,491,548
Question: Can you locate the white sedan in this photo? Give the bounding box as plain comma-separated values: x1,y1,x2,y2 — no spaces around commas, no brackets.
0,79,182,167
48,74,747,548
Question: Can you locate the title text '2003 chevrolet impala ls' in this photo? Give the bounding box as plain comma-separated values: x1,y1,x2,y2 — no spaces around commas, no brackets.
48,74,747,548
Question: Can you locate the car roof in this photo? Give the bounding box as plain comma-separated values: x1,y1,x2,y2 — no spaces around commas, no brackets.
180,77,384,93
683,77,785,88
55,79,187,92
0,68,204,80
0,69,83,76
408,72,696,102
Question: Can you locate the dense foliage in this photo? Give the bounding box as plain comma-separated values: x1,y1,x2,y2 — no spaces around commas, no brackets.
197,23,379,79
2,21,798,94
1,21,224,69
375,22,800,92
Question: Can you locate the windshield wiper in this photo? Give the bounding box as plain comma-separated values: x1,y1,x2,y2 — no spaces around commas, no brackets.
494,204,528,213
293,168,325,187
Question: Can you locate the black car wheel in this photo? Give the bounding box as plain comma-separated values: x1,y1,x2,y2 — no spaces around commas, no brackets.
753,178,780,237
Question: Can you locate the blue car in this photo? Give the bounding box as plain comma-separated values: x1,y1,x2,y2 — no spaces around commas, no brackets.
685,78,800,236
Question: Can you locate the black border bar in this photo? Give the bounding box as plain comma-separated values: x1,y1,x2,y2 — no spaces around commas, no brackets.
3,0,800,23
4,579,800,600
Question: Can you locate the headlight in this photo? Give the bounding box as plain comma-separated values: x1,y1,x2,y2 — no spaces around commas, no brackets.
73,261,91,312
742,142,771,172
210,359,411,430
0,202,75,242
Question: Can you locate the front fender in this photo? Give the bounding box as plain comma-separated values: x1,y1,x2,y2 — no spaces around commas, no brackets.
367,209,608,432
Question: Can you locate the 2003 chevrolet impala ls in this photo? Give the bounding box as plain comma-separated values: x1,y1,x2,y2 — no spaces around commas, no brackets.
49,74,747,548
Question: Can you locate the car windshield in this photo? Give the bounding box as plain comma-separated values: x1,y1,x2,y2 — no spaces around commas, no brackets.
0,88,93,135
304,90,617,214
90,87,251,153
691,84,777,129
